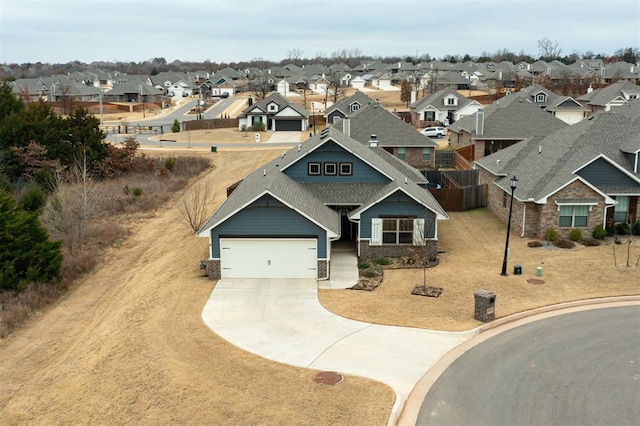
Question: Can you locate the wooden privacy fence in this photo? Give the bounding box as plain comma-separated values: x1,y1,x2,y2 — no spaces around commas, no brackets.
425,169,487,211
434,150,454,168
184,118,239,131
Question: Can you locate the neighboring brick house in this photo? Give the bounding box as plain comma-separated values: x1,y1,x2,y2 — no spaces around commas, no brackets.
448,95,568,161
577,80,640,114
410,88,483,128
474,99,640,239
333,99,439,171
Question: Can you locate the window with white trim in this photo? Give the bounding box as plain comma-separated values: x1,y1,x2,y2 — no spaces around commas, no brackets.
535,93,547,103
349,103,361,112
308,162,321,175
324,162,337,175
267,103,278,112
422,148,431,161
383,218,414,244
424,110,436,121
559,205,588,227
370,218,425,246
614,196,629,222
339,162,352,176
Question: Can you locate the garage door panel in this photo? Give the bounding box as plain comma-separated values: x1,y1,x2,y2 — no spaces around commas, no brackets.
220,238,317,279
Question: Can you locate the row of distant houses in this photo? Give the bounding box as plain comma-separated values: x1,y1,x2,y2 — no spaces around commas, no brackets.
9,57,640,106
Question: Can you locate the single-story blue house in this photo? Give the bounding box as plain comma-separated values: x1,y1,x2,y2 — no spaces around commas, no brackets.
197,126,448,279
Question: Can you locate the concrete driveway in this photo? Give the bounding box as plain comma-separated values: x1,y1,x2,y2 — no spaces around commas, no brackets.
201,278,475,422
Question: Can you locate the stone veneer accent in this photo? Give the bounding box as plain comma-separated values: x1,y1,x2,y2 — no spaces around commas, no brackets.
206,260,221,279
359,240,438,260
317,260,328,280
479,167,608,239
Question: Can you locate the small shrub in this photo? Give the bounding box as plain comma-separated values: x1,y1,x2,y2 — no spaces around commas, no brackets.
545,227,558,241
251,122,266,132
372,257,391,265
171,119,181,133
592,223,607,240
164,157,176,171
615,222,631,235
240,124,247,132
568,228,582,242
122,185,130,195
581,238,601,246
553,239,575,249
357,261,370,269
527,240,544,248
633,221,640,236
132,187,143,197
361,269,380,278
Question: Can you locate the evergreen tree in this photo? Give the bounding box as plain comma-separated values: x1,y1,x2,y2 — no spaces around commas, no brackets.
0,190,63,291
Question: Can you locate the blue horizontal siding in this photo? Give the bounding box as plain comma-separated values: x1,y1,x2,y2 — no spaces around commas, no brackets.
284,140,389,183
211,196,327,257
360,190,436,238
577,158,640,188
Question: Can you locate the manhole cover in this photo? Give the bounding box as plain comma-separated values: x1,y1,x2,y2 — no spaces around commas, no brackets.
314,371,343,385
527,278,545,285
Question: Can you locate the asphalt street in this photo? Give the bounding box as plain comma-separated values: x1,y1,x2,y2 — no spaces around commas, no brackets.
417,305,640,426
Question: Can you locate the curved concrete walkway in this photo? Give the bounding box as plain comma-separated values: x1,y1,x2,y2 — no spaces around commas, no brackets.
201,278,476,424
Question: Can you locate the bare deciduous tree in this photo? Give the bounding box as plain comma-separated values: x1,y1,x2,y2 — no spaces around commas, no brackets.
537,38,562,59
179,180,214,232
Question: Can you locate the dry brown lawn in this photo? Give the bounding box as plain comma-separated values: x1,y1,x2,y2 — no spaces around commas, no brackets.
2,142,636,425
0,149,394,426
320,208,640,331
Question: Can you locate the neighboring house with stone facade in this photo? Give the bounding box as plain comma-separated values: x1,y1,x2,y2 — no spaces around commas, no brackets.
474,100,640,239
334,101,439,171
197,126,448,280
448,95,568,161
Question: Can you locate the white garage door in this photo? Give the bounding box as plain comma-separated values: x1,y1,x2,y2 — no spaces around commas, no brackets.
220,238,317,279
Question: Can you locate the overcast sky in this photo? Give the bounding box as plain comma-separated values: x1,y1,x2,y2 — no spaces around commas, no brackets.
1,0,638,64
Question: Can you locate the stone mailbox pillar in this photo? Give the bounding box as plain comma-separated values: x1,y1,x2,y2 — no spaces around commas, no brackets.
474,290,497,322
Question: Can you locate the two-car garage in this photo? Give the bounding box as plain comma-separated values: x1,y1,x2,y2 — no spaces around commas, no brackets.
219,238,318,279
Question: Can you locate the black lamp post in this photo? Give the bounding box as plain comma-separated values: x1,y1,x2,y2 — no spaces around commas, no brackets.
501,175,518,276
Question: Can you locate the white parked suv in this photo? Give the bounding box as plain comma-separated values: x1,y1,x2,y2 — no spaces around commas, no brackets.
421,126,446,138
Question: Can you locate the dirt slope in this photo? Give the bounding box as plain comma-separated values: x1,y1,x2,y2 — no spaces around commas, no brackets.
0,149,393,425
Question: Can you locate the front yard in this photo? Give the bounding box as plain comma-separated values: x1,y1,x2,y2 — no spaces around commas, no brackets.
319,208,640,331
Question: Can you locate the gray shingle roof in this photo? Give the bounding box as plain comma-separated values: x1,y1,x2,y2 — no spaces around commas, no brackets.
475,99,640,202
341,102,438,149
449,97,568,139
198,126,447,236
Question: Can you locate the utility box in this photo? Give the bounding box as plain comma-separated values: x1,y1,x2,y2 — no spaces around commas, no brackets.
474,290,497,322
210,146,217,153
514,264,522,275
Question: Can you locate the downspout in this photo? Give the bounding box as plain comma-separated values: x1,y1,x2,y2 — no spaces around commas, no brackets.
521,203,526,237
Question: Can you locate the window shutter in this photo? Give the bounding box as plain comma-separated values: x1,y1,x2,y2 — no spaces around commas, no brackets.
413,218,425,245
371,218,382,246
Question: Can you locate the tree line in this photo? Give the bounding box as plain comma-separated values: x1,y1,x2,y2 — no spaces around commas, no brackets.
2,45,637,81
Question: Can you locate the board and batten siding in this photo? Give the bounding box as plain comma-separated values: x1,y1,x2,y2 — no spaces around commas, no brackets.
210,196,327,258
283,141,390,183
576,158,640,188
359,191,436,239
